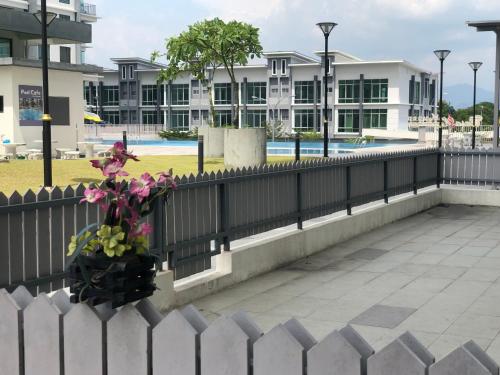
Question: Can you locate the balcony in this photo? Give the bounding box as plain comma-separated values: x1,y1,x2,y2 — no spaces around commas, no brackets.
80,1,97,16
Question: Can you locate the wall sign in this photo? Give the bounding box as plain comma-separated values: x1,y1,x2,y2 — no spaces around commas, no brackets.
19,85,43,126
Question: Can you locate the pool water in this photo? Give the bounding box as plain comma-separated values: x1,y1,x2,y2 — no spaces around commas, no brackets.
101,139,416,155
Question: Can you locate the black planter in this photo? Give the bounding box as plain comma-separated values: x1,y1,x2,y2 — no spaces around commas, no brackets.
68,251,157,308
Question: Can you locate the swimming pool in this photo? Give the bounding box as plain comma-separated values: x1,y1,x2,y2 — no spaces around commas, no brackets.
100,139,416,154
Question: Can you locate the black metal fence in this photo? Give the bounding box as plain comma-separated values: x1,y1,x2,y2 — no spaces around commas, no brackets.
0,148,440,292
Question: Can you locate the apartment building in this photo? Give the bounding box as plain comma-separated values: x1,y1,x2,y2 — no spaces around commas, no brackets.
0,0,101,148
85,51,438,136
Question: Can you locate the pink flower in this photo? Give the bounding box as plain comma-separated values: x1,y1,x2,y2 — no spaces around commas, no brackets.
157,172,177,189
90,159,105,170
130,172,155,202
139,223,153,236
111,142,139,163
80,187,106,204
103,160,129,178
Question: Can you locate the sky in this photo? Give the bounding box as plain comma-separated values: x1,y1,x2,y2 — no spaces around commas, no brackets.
86,0,500,94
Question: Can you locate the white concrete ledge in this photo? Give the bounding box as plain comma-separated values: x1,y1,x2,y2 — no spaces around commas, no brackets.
441,185,500,206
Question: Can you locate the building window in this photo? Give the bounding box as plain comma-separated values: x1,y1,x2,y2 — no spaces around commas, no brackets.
171,84,189,105
294,81,320,104
191,110,200,121
37,45,50,61
120,110,129,124
119,82,128,100
59,14,71,21
121,66,126,80
245,110,266,128
214,83,232,105
191,80,200,96
142,110,158,124
130,82,137,99
129,65,135,80
80,49,86,64
363,109,387,129
294,109,319,131
142,85,158,106
60,46,71,63
363,79,388,103
281,59,287,75
326,58,331,75
103,110,120,124
414,81,421,104
280,109,289,121
272,60,277,75
0,96,3,113
59,0,70,3
171,110,189,130
215,110,232,127
424,78,430,99
246,82,266,104
339,80,360,103
0,38,11,58
84,85,97,105
338,109,360,133
102,86,119,106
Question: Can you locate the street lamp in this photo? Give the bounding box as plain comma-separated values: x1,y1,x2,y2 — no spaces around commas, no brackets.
469,61,483,149
317,22,337,157
434,49,451,148
34,0,57,187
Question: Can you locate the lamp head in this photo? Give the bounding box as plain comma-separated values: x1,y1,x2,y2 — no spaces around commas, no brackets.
469,61,483,71
317,22,337,37
434,49,451,61
34,10,58,26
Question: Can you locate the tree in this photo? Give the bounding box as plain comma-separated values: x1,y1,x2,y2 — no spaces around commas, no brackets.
152,19,226,127
453,102,495,125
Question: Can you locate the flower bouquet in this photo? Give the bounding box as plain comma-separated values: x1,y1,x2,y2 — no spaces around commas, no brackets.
66,142,176,308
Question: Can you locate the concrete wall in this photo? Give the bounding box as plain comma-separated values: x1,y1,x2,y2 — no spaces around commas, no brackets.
0,65,85,149
198,127,225,157
224,128,267,168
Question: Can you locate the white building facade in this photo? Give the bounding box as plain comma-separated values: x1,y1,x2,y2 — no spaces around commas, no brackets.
86,51,438,136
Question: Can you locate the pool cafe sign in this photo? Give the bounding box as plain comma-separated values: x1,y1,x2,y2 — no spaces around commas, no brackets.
19,85,43,126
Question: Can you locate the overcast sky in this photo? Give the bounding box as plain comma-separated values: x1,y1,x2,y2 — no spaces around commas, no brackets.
87,0,499,92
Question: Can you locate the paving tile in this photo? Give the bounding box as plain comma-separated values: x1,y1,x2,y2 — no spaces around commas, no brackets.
402,277,454,294
349,304,417,329
381,289,436,309
428,334,492,361
409,253,448,265
371,240,403,251
266,296,331,318
325,271,381,286
456,246,492,257
218,292,294,314
304,282,360,300
375,251,418,264
421,293,478,314
466,239,499,248
467,295,500,317
425,243,461,255
486,335,500,365
446,313,500,339
357,261,402,273
460,268,500,282
393,242,430,252
483,282,500,297
411,234,447,244
389,263,432,275
442,279,492,298
476,257,500,269
297,318,347,341
346,248,389,261
423,265,467,279
440,254,481,268
486,247,500,258
439,236,471,246
308,299,372,323
397,310,460,334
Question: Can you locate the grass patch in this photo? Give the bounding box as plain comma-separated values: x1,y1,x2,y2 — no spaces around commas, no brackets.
0,155,299,195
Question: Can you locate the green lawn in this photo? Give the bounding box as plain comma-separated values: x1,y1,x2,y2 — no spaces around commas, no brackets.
0,155,298,195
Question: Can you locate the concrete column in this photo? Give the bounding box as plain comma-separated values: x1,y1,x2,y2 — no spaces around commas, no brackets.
359,74,364,136
494,31,500,148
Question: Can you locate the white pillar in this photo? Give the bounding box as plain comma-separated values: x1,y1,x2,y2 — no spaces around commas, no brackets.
494,31,500,148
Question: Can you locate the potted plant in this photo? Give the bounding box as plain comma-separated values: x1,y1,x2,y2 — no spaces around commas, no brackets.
66,142,176,308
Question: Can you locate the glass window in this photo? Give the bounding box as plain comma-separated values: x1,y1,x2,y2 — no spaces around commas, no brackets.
363,109,387,129
171,110,189,130
103,111,119,124
142,85,158,106
246,82,267,104
215,110,232,127
121,66,126,80
414,81,421,104
129,82,137,99
280,109,289,120
59,14,71,21
142,110,158,125
281,59,286,75
424,78,429,98
363,79,388,103
272,60,277,75
338,80,360,103
294,109,319,131
59,0,70,3
120,110,128,124
191,110,200,121
37,45,50,60
171,84,189,105
294,81,320,104
60,46,71,63
214,83,232,105
0,96,3,113
84,85,97,105
338,109,360,133
102,86,119,106
245,110,266,128
129,65,135,80
326,58,331,75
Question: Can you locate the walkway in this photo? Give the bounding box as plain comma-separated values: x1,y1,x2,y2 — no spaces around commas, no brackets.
189,204,500,362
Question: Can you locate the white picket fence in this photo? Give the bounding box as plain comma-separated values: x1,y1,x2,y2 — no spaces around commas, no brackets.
1,286,498,375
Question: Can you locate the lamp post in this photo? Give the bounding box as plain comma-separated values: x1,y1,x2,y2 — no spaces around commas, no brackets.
469,61,483,149
317,22,337,157
34,0,57,187
433,49,451,148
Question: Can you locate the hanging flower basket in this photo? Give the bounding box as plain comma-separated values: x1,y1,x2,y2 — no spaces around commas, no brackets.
66,142,176,308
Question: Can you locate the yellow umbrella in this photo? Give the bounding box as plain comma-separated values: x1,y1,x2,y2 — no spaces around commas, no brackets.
84,111,103,123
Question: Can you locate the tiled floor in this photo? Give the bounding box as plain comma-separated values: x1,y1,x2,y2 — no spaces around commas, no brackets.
188,204,500,362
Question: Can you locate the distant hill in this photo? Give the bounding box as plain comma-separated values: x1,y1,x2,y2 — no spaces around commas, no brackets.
445,84,493,109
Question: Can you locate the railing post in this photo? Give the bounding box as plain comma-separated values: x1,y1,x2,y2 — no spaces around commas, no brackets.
295,133,301,162
413,156,418,194
219,183,230,251
153,195,166,271
346,165,352,215
296,169,303,230
437,151,441,188
384,160,389,203
198,135,204,174
122,131,127,151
